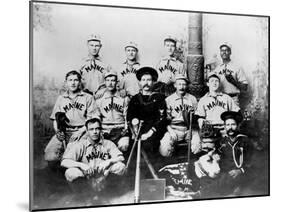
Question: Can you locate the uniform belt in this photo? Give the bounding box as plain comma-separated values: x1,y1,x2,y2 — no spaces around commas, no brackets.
228,93,239,97
171,122,186,126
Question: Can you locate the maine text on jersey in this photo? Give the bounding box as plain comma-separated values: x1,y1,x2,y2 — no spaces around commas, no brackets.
86,149,111,162
103,102,123,113
158,64,177,74
83,63,104,73
120,67,138,77
63,101,85,112
206,99,226,110
173,104,194,113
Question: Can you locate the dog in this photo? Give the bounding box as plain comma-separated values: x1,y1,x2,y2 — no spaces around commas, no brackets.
159,149,221,199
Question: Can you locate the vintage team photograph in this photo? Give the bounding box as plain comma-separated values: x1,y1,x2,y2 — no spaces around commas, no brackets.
30,1,269,211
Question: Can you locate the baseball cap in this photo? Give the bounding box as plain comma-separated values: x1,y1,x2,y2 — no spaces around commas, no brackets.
207,73,220,81
219,42,232,50
175,74,189,83
87,34,101,42
125,41,138,51
104,70,118,79
136,66,158,81
221,111,243,124
164,36,177,44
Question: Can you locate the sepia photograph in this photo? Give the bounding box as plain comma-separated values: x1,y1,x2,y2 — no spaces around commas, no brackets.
30,0,269,211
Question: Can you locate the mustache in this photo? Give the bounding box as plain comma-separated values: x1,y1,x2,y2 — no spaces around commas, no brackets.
143,84,151,88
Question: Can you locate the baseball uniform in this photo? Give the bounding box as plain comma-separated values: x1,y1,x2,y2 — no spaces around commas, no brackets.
117,60,141,97
80,55,111,95
155,56,185,84
93,91,130,152
63,136,125,182
212,60,248,105
160,92,198,157
196,92,240,126
44,90,95,162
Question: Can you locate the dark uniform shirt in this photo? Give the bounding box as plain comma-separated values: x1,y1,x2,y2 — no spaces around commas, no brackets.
127,92,167,136
218,134,253,173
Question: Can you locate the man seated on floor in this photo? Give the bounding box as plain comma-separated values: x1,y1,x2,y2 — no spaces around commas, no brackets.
200,111,253,198
61,117,126,194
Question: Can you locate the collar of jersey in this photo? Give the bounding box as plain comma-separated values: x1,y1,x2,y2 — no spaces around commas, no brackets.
123,60,140,65
85,54,101,61
206,92,223,97
62,90,85,98
161,56,177,61
174,92,190,100
103,91,120,99
219,59,233,67
85,136,103,147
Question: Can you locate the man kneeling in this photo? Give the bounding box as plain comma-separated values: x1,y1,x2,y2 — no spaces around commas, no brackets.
61,117,125,193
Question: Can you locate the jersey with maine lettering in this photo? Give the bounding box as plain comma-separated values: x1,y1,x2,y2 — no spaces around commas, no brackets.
166,92,197,125
93,91,129,125
195,92,240,125
156,56,185,84
80,55,111,94
117,61,141,96
50,91,94,126
212,60,248,95
62,136,124,167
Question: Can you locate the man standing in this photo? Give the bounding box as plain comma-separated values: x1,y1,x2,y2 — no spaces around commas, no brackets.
200,111,253,198
93,70,130,152
159,74,200,157
44,70,94,168
212,42,248,106
127,67,167,167
117,41,141,97
195,74,240,150
61,117,125,193
80,34,111,95
155,36,186,96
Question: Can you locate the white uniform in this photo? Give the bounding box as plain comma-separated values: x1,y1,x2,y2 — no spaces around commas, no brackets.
80,55,111,94
212,60,248,105
44,91,95,162
117,60,141,97
195,92,240,125
93,91,130,151
63,136,125,182
155,56,185,84
159,92,200,157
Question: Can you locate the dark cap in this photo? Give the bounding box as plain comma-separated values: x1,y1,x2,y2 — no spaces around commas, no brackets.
136,67,158,81
207,73,220,81
221,111,243,124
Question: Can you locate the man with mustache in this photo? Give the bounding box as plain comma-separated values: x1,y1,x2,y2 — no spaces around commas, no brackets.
127,67,167,169
211,42,248,106
93,70,130,152
195,74,240,151
159,74,201,157
79,34,111,95
200,111,253,198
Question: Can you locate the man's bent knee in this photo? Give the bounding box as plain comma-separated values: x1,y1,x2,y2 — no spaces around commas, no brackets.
65,168,84,182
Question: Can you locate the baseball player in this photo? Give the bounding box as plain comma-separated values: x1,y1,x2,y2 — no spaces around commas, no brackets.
127,67,167,169
195,74,240,150
61,117,125,193
44,70,95,168
79,34,111,95
200,111,253,198
155,36,186,94
159,74,201,157
93,70,130,152
211,42,248,106
117,41,141,97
